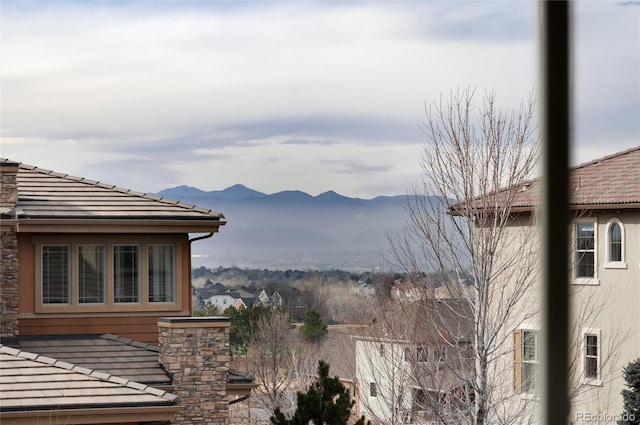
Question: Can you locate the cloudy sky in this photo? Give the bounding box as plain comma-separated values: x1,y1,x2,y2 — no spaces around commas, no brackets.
1,1,638,198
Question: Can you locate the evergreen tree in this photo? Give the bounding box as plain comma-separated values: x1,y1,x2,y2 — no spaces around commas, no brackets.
299,309,327,342
192,302,218,317
270,360,367,425
620,358,640,425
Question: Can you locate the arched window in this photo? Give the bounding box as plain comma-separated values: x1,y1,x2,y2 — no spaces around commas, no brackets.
609,223,622,262
605,219,626,268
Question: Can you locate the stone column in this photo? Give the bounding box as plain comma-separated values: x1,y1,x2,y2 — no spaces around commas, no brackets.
158,317,231,425
1,161,20,339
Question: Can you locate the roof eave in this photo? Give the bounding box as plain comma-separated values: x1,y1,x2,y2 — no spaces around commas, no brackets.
0,405,182,424
227,382,260,397
13,218,226,234
450,202,640,216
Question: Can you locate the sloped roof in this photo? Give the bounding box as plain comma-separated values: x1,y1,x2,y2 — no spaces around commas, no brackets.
0,345,179,413
514,146,640,210
7,334,171,386
454,146,640,213
566,146,640,207
0,158,224,224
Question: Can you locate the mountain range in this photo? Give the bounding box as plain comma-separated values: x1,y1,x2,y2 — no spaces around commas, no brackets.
155,185,418,270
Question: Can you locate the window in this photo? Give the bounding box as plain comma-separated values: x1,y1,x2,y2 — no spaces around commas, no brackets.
608,223,621,261
370,382,377,397
78,244,105,304
405,346,446,363
605,219,626,268
42,245,70,304
582,329,601,384
417,347,428,362
575,221,596,279
513,328,539,393
521,330,539,392
148,245,175,303
114,245,140,303
434,346,447,363
35,236,183,313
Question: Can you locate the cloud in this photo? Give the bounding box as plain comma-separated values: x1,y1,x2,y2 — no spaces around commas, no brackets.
320,158,394,174
1,2,536,141
573,2,640,139
0,1,637,198
280,139,341,146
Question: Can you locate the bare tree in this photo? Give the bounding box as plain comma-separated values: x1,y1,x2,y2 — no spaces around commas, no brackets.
355,287,476,425
282,335,323,411
246,308,325,417
388,87,541,425
247,308,297,414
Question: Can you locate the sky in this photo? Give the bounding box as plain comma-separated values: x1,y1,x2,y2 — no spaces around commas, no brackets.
1,1,638,199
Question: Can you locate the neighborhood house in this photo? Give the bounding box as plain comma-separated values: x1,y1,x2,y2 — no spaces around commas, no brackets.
350,146,640,424
0,159,255,424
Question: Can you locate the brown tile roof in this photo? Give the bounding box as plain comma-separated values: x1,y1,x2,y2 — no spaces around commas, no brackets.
9,334,171,386
566,146,640,207
457,146,640,213
0,344,179,413
0,158,224,221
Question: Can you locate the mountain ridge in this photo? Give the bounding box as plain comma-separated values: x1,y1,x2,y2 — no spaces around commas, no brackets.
156,184,404,203
154,185,434,270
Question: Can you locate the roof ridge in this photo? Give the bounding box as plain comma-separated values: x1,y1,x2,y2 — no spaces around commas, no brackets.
571,145,640,171
0,344,179,404
1,158,223,219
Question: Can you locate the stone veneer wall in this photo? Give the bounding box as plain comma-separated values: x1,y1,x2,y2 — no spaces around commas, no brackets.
158,317,231,425
1,162,19,338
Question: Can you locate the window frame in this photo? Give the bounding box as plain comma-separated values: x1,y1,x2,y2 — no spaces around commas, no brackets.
573,218,599,285
34,235,183,314
113,244,141,304
77,244,106,305
433,346,447,363
521,329,539,393
147,244,176,304
581,328,602,386
514,325,540,396
604,218,627,269
41,244,71,305
369,382,378,398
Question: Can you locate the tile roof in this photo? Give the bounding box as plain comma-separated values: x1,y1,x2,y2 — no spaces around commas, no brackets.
566,146,640,207
0,158,224,221
457,146,640,212
0,344,179,413
7,335,171,386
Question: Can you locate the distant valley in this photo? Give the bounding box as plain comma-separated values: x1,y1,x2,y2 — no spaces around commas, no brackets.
155,185,417,270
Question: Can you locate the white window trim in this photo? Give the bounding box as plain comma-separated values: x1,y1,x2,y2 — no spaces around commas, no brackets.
573,218,600,285
519,323,540,399
604,218,627,269
369,382,378,398
580,328,602,386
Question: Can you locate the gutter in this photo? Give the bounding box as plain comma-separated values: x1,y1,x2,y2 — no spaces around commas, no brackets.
0,405,183,425
189,232,215,243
